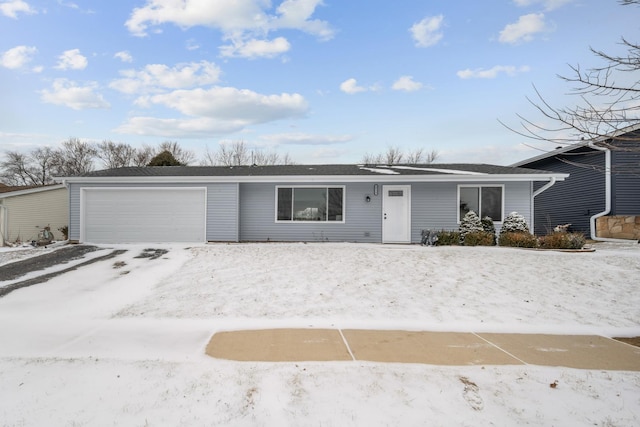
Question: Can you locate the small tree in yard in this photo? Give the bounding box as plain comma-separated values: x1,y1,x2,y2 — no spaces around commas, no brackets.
500,212,530,234
499,212,538,248
460,211,483,237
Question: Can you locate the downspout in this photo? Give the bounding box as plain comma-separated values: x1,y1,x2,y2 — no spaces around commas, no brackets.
531,177,557,234
0,205,6,246
588,144,628,242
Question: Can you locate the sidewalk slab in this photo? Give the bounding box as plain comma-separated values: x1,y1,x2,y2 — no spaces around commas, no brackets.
478,333,640,371
342,330,523,366
206,329,352,362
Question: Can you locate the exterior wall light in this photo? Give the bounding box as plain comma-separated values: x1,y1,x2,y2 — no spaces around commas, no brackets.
365,195,371,203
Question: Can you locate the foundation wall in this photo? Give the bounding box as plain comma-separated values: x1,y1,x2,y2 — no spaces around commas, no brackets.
596,215,640,240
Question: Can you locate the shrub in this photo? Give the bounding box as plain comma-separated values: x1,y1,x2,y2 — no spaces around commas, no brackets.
539,232,586,249
498,231,539,248
460,210,484,237
58,225,69,240
500,212,529,235
463,231,496,246
435,230,462,246
481,216,497,245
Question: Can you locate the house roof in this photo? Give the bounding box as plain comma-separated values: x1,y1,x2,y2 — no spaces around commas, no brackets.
0,183,66,199
60,163,566,183
511,122,640,167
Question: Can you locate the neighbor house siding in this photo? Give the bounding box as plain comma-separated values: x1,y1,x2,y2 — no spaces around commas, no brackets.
239,182,381,242
1,187,68,243
69,182,239,242
611,144,640,215
528,149,605,235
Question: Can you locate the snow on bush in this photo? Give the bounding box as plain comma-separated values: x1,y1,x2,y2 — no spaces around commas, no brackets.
460,211,484,236
500,212,530,234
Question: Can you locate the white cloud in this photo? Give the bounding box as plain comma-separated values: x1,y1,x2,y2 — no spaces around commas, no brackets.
220,37,291,59
499,13,546,44
125,0,333,58
410,15,444,48
340,78,367,95
456,65,531,79
115,86,308,137
1,45,37,69
0,0,35,18
261,132,353,146
513,0,573,11
40,78,110,110
392,76,423,92
54,49,88,70
114,51,133,63
109,61,222,94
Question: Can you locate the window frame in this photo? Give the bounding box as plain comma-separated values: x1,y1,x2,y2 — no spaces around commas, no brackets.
457,184,504,224
275,185,346,223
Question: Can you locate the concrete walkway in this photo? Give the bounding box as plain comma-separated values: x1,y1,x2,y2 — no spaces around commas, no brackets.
206,329,640,371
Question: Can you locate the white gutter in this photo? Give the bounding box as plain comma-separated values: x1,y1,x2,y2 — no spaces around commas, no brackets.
531,177,557,233
587,144,628,242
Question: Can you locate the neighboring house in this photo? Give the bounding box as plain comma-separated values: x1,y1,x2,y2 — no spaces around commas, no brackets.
60,164,566,244
512,124,640,240
0,184,68,246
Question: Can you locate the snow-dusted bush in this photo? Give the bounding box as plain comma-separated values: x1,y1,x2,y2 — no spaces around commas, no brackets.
500,212,529,235
481,216,497,245
460,211,483,236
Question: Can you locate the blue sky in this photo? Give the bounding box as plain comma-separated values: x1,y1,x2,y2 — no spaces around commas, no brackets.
0,0,637,166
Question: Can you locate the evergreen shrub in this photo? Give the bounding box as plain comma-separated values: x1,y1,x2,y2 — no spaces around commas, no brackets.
500,212,530,234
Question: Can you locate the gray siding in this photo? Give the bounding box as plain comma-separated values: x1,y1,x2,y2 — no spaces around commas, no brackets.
411,181,532,241
69,182,239,242
528,149,605,235
611,139,640,215
239,182,381,242
206,183,239,241
240,181,533,243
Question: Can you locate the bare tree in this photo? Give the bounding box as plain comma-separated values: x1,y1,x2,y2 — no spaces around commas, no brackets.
132,145,155,167
96,141,136,169
202,141,294,166
50,138,97,176
1,151,41,185
158,141,196,165
363,147,439,165
503,0,640,153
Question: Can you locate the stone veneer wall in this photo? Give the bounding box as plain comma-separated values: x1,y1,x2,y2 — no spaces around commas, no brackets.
596,215,640,240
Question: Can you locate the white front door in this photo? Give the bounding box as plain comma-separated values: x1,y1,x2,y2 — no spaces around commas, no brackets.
382,185,411,243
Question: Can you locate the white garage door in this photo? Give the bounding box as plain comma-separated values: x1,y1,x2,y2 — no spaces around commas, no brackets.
82,188,206,243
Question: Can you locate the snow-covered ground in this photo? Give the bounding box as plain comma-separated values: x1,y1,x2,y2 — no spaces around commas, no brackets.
0,242,639,426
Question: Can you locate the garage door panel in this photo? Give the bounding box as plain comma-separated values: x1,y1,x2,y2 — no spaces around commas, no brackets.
82,188,206,243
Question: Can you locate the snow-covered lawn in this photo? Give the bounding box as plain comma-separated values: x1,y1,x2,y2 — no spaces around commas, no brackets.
0,242,639,426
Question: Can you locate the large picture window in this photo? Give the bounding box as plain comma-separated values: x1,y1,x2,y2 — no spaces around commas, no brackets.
458,185,503,222
277,186,344,222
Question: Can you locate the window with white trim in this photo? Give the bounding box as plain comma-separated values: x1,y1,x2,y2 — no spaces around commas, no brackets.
276,186,345,222
458,185,503,222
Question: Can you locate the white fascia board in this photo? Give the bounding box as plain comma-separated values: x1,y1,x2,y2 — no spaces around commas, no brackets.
0,184,66,199
61,173,568,185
